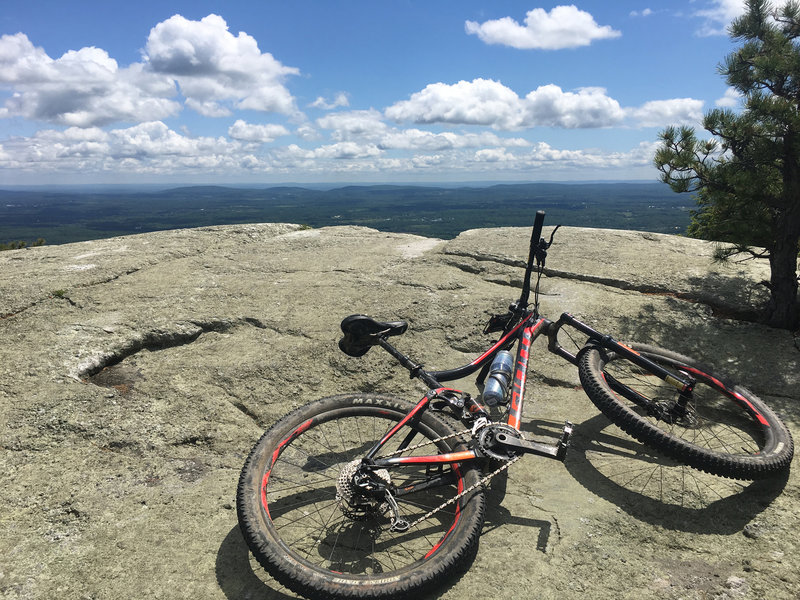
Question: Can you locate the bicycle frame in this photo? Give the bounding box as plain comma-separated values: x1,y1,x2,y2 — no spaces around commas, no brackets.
364,309,697,472
357,209,697,476
366,310,540,469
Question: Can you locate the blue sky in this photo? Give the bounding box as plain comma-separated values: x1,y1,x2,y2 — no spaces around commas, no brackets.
0,1,761,185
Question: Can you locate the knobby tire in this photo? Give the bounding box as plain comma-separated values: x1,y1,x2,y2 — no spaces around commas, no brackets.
578,343,793,480
236,393,486,600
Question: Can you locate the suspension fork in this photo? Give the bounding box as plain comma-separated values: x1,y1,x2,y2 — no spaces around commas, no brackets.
546,312,695,394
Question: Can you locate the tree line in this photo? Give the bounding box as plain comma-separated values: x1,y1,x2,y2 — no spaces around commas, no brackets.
0,238,45,251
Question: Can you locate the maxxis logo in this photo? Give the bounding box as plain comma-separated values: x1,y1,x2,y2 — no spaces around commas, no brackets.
351,396,392,406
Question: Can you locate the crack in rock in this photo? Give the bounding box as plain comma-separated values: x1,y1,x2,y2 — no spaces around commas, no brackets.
443,249,524,269
76,315,299,428
75,316,268,380
443,253,762,323
1,269,141,320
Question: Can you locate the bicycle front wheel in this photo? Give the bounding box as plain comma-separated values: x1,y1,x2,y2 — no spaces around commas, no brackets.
578,343,793,480
236,393,486,600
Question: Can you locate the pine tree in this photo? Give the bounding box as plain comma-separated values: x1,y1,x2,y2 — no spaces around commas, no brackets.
655,0,800,330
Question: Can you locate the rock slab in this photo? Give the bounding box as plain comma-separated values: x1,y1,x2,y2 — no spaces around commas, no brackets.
1,223,798,599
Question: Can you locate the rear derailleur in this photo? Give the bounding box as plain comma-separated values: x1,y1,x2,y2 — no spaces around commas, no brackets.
336,459,410,532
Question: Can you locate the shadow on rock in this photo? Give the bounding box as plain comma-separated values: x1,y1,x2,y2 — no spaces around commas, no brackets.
216,525,295,600
611,299,800,407
479,464,554,553
560,413,789,534
215,519,476,600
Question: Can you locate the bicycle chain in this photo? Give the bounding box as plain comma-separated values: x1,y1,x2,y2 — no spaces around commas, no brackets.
381,429,468,458
398,454,520,531
380,426,522,531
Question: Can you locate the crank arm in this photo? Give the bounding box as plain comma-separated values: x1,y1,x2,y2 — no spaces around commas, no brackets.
496,421,573,461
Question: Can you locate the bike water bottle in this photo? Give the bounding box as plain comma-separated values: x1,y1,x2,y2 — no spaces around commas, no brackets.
482,350,514,406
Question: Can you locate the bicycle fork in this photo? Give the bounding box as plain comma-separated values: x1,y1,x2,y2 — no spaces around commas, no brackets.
545,312,697,414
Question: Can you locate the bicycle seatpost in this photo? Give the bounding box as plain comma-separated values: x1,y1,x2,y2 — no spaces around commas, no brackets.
518,210,545,309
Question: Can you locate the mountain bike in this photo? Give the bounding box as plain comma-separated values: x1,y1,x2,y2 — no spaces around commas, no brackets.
236,211,794,600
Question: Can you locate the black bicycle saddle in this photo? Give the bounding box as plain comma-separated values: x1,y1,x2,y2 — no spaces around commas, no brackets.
339,314,408,357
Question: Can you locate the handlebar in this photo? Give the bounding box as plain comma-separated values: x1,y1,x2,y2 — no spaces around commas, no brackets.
518,211,546,309
528,210,546,269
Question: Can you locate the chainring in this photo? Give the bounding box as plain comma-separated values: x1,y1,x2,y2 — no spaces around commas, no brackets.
477,423,522,461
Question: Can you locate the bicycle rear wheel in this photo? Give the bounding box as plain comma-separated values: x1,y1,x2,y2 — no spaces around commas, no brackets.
236,393,486,600
578,343,793,480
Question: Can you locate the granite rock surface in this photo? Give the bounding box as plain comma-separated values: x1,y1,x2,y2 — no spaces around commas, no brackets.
1,223,798,599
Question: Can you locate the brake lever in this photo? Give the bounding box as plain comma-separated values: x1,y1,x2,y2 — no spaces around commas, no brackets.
535,224,561,267
544,224,561,250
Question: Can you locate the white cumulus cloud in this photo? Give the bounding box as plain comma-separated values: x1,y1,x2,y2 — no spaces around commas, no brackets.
474,148,516,163
379,129,530,151
0,14,302,128
524,85,625,128
715,87,742,108
693,0,792,36
628,98,704,127
0,121,251,174
693,0,746,35
385,79,525,129
465,6,621,50
108,121,235,158
285,141,383,160
310,92,350,110
0,33,180,127
411,154,445,168
145,14,301,117
316,109,389,140
385,79,624,130
228,119,290,142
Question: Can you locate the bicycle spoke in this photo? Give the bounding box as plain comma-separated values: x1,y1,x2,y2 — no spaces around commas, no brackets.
263,411,466,575
604,357,766,458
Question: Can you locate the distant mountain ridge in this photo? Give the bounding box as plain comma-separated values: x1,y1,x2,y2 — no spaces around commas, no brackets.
0,181,692,245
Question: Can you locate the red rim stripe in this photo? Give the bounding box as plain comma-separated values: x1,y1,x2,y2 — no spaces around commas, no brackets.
261,418,314,516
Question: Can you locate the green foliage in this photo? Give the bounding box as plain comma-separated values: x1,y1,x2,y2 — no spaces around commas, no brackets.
654,0,800,329
0,238,45,251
